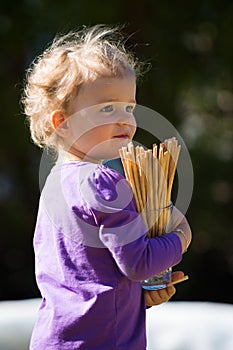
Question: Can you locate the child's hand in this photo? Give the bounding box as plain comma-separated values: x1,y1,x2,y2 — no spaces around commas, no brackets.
144,271,184,307
166,206,192,253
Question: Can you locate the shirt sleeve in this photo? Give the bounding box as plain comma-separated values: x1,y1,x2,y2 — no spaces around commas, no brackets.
82,164,182,282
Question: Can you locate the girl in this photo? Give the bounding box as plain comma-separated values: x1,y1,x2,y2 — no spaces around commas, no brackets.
22,25,191,350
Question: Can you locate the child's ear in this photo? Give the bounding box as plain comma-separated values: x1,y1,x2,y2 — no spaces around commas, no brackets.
51,110,71,138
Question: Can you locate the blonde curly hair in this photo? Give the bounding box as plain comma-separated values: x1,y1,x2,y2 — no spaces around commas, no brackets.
21,25,143,151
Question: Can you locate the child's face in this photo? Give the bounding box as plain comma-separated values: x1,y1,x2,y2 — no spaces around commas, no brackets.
66,74,137,162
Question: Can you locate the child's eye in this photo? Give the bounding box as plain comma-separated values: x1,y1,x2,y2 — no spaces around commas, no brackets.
126,105,135,113
101,105,114,113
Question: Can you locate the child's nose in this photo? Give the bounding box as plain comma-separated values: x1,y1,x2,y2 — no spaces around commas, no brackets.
116,110,136,127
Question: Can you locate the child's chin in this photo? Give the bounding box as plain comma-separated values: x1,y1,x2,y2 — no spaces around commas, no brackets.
86,139,131,161
120,138,131,146
112,137,131,149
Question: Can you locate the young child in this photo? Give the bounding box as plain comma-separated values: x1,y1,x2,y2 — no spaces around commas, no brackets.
22,25,192,350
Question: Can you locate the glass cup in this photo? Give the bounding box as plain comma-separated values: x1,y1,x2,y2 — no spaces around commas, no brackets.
141,267,172,290
141,202,173,290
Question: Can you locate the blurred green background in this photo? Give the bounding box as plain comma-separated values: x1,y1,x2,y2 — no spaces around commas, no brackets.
0,0,232,303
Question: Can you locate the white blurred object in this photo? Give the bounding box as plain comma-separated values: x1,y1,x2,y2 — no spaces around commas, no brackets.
0,299,40,350
146,301,233,350
1,299,233,350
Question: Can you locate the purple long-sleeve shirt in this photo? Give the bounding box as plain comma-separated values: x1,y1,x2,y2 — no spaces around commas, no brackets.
30,161,182,350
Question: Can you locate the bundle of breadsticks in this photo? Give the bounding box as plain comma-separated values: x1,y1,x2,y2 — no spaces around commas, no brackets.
119,137,180,238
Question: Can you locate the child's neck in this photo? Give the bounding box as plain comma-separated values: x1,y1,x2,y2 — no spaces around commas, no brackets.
58,149,103,164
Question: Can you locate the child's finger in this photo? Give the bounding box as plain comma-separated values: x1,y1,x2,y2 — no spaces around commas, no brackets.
164,283,176,298
171,270,184,282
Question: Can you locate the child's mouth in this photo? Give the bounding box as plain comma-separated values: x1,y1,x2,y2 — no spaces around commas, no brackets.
113,134,130,139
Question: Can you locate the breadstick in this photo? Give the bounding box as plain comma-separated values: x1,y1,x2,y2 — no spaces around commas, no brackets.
147,150,154,233
139,147,147,209
171,275,189,285
119,147,129,180
126,154,140,212
119,138,180,238
138,148,149,230
152,145,159,234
